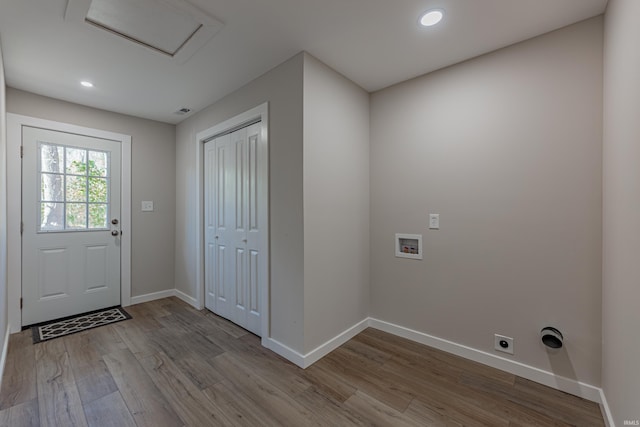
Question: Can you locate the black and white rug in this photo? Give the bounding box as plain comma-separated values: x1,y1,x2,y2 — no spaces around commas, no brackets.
31,306,131,344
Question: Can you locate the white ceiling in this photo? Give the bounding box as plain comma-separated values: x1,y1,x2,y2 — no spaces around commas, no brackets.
0,0,608,124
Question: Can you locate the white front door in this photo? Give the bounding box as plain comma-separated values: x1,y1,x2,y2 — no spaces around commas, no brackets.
21,126,122,326
204,122,265,336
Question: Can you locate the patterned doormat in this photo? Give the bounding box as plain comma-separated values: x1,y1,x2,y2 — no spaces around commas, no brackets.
31,306,131,344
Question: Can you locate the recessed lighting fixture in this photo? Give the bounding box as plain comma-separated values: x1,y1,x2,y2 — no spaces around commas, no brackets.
80,81,94,88
419,9,444,27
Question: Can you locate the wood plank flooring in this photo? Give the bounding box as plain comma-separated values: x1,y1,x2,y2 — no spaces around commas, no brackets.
0,297,605,426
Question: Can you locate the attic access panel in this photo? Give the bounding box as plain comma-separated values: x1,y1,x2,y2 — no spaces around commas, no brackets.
86,0,200,56
65,0,224,62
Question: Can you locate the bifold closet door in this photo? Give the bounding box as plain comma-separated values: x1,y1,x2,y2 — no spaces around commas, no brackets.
204,122,264,336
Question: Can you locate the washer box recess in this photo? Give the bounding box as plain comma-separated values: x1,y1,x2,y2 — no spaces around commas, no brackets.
395,233,423,260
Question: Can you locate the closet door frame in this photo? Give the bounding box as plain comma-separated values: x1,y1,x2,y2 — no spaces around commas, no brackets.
195,103,269,339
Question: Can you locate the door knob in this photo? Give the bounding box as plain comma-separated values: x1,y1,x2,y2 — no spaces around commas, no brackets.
111,230,119,236
111,219,119,225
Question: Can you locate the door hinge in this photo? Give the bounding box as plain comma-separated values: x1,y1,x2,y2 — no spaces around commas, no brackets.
20,146,23,158
20,298,23,309
20,222,24,235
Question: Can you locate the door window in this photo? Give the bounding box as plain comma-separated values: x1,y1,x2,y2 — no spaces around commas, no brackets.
38,142,110,232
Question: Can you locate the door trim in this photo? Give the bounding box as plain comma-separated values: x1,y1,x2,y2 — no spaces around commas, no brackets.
7,113,132,333
195,102,269,339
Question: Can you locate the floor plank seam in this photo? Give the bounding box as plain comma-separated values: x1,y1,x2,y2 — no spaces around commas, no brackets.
0,297,606,427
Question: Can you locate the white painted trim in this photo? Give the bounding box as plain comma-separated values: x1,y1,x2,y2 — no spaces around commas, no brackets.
599,389,615,427
6,113,132,332
175,288,199,309
263,337,306,368
194,103,270,336
7,116,21,333
0,325,11,392
368,318,602,403
302,318,369,368
129,288,199,310
120,136,132,307
262,318,368,369
130,289,175,305
261,315,612,416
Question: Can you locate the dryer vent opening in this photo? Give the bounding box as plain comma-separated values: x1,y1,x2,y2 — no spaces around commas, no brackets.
541,326,563,349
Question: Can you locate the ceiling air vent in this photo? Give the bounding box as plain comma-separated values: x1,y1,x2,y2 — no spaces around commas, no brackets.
65,0,224,63
174,108,192,115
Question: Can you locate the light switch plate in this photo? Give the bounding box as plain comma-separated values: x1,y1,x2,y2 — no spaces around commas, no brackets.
429,213,440,229
141,201,154,212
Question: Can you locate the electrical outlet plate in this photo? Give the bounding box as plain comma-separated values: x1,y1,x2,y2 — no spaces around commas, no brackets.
494,334,514,355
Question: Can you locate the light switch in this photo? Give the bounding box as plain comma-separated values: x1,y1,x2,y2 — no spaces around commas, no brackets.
141,201,154,212
429,213,440,229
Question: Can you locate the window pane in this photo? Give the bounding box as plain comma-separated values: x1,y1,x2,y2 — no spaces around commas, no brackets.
66,148,87,175
40,143,64,173
89,204,108,229
41,173,64,202
88,151,108,177
66,176,87,202
88,177,108,203
36,142,113,232
40,203,64,231
66,203,87,229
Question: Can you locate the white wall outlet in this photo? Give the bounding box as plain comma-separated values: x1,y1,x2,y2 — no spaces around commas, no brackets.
494,334,514,355
429,213,440,229
141,201,154,212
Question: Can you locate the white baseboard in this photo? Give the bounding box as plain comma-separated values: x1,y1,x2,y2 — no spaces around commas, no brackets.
130,289,202,310
263,317,370,369
303,318,369,368
124,290,614,419
368,318,602,403
599,389,615,427
263,337,306,368
175,289,201,309
130,289,176,305
262,316,602,404
0,325,11,393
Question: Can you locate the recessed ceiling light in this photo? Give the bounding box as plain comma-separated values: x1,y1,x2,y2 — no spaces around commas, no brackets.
80,81,94,88
419,9,444,27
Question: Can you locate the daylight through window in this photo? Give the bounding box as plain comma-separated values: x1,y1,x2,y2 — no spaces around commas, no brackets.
38,142,110,231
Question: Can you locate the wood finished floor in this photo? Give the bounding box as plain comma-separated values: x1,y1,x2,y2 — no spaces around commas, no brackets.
0,297,604,426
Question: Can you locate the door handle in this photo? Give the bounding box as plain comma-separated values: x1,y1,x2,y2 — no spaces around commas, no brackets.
111,230,119,236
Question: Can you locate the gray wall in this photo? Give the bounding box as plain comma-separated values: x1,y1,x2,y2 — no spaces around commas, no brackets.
6,89,176,298
175,54,305,352
302,54,370,353
1,14,615,404
369,17,603,386
175,52,371,355
603,0,640,423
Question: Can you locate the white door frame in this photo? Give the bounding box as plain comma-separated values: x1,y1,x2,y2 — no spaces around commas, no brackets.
195,102,269,339
7,113,132,333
